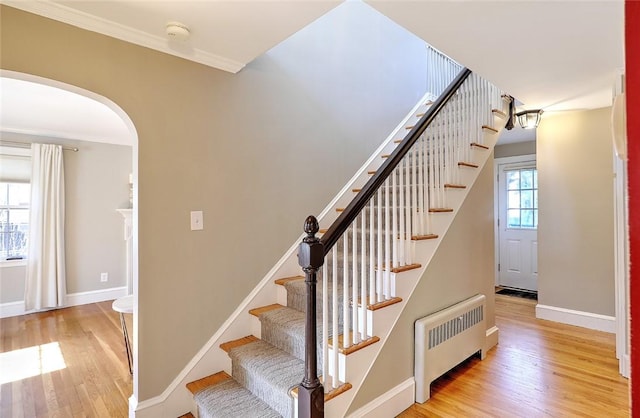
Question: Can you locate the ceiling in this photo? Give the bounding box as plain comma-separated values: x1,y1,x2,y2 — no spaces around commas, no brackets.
0,1,624,145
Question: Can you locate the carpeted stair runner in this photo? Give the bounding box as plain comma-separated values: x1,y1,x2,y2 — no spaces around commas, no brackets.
230,339,305,417
194,378,281,418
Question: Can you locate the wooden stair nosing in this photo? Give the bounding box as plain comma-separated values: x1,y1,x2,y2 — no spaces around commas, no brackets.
274,276,304,286
444,183,466,189
481,125,499,133
492,109,507,118
381,154,391,159
178,413,195,418
186,371,232,395
219,335,260,354
291,381,353,402
368,170,376,175
366,296,403,311
352,188,362,193
415,112,425,118
412,233,439,241
458,161,479,168
327,334,381,355
429,208,454,213
248,304,283,318
470,142,489,150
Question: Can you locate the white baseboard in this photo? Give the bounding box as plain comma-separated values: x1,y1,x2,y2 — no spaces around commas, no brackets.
0,286,127,318
345,378,415,418
620,354,630,378
485,326,499,353
535,304,615,333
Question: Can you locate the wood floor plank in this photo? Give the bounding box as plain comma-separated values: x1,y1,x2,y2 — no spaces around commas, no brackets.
398,294,629,417
0,301,132,418
1,295,629,417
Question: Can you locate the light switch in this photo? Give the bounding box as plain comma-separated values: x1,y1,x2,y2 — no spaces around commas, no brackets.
190,210,204,231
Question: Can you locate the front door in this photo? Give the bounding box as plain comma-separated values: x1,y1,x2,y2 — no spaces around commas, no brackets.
497,162,538,291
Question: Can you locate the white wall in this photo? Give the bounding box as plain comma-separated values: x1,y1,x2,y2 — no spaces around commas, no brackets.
537,107,615,317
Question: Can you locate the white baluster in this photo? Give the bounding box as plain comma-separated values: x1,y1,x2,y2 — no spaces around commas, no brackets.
361,209,367,340
322,262,328,393
384,176,391,300
342,234,350,350
331,245,338,389
352,220,359,345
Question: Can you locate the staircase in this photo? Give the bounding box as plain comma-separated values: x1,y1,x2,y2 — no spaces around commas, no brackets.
175,55,507,418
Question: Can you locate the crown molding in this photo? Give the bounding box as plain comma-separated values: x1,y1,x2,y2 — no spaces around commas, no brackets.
2,0,246,73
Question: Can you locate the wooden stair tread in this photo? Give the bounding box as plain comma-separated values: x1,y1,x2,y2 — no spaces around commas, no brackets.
444,183,466,189
394,139,402,144
425,100,434,106
248,304,283,318
381,154,391,159
328,334,380,355
470,142,489,150
416,112,425,118
368,170,376,175
412,234,438,241
186,371,231,395
352,188,361,193
458,161,479,168
481,125,499,133
365,296,403,311
336,208,344,213
390,263,421,273
492,109,507,117
290,380,352,402
429,208,454,213
405,125,414,130
274,276,304,286
319,228,328,234
178,413,195,418
220,335,260,353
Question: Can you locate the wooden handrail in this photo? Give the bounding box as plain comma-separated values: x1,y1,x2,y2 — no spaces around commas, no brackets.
319,67,472,253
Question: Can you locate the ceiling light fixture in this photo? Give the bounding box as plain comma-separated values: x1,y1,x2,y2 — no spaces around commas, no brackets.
515,109,544,129
166,22,190,41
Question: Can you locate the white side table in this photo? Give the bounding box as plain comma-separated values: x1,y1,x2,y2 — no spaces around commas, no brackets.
112,295,134,374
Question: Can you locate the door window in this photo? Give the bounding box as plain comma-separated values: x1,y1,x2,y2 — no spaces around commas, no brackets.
506,168,538,229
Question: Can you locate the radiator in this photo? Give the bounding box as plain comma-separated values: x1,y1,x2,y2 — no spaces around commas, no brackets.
414,294,486,403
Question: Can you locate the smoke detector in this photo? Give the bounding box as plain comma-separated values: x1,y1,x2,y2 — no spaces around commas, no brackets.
166,22,190,41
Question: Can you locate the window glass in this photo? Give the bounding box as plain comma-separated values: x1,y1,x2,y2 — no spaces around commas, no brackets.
0,182,30,260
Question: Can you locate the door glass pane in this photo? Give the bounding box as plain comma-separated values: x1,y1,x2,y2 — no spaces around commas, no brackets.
507,171,520,190
521,170,533,189
521,190,533,208
533,170,538,188
508,191,520,209
521,210,535,228
534,190,538,208
507,209,520,228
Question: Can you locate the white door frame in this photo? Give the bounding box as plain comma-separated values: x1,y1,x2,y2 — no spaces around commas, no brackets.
613,155,629,378
493,154,537,287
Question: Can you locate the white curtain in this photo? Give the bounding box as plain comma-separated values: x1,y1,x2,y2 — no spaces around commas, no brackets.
24,144,66,311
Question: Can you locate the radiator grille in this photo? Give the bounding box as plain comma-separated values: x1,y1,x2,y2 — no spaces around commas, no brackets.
428,305,483,349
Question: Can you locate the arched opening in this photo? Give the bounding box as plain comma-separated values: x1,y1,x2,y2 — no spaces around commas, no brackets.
0,69,139,404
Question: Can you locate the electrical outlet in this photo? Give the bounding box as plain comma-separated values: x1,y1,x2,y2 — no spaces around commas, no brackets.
100,272,108,282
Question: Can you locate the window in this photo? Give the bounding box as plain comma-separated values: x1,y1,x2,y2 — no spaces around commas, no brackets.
506,168,538,229
0,182,30,260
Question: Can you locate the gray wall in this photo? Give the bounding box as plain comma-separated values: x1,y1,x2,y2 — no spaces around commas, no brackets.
349,158,496,412
494,140,536,158
0,3,430,400
0,141,131,303
537,107,615,316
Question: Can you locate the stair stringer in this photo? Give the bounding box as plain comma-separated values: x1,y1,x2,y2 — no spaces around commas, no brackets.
132,92,437,418
324,114,505,418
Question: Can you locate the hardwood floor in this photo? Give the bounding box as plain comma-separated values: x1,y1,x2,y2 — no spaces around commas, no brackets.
0,295,629,417
0,301,132,417
399,295,630,417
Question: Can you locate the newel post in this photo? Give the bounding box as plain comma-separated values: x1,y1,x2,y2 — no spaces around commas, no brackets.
297,215,324,418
